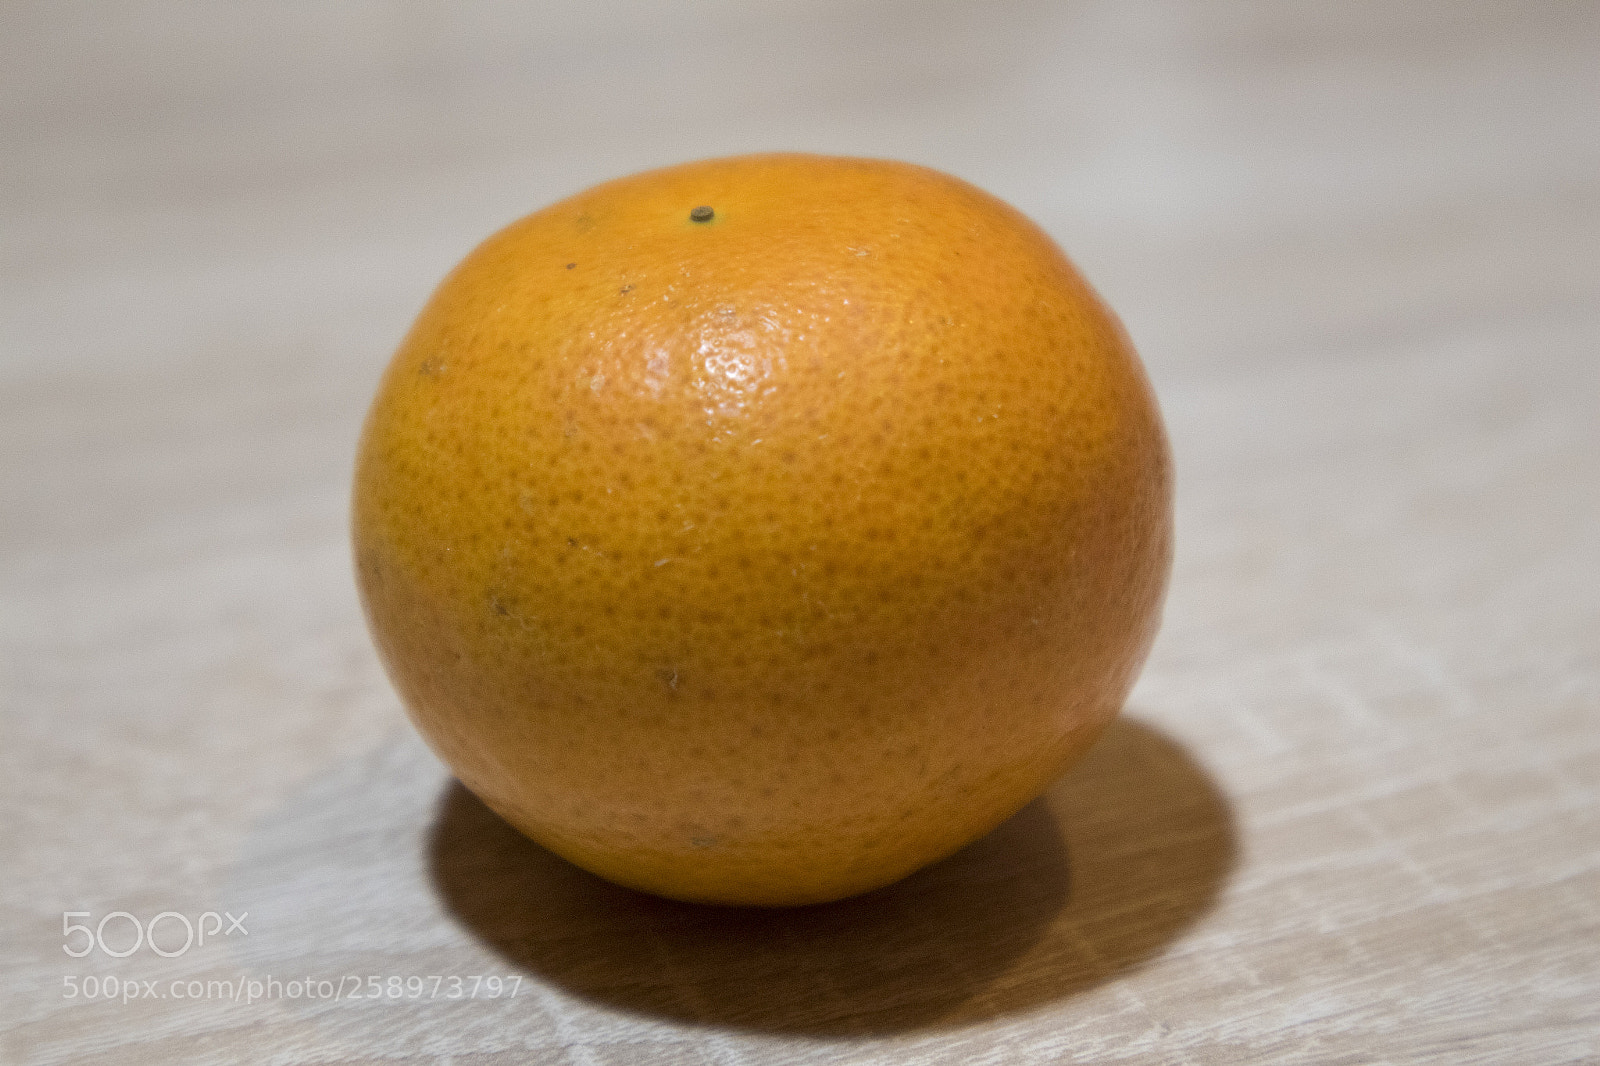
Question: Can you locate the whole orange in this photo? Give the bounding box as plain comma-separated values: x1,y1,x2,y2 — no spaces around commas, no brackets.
353,153,1171,906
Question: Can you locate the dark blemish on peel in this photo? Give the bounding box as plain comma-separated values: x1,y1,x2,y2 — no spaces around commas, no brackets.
619,284,634,294
689,206,714,223
566,262,576,269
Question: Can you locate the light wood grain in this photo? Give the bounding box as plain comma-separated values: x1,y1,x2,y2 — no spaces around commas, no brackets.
4,2,1599,1063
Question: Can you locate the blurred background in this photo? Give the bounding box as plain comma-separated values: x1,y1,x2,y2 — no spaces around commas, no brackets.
4,3,1597,543
4,3,1598,1063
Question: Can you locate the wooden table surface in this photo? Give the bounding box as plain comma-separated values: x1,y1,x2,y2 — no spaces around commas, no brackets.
4,3,1598,1063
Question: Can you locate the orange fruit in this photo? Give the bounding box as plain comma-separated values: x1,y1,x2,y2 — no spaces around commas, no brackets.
353,153,1172,906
